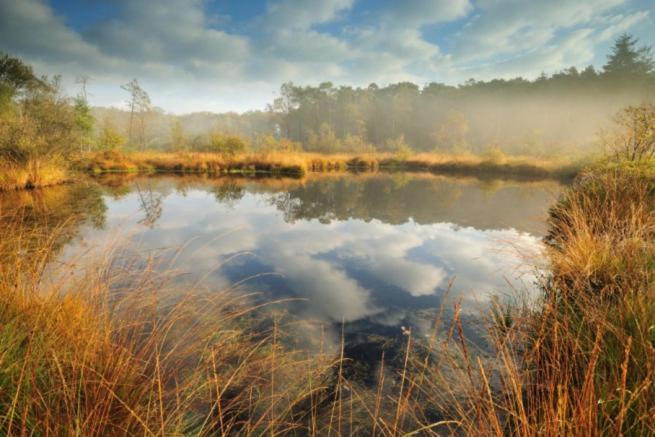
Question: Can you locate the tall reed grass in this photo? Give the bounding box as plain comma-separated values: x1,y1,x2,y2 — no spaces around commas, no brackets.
1,161,652,435
0,209,466,435
0,214,346,435
425,164,655,435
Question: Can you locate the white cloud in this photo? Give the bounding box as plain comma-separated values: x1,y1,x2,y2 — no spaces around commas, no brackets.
447,0,648,80
263,0,354,30
598,10,650,41
0,0,651,111
382,0,472,27
0,0,115,68
84,0,249,69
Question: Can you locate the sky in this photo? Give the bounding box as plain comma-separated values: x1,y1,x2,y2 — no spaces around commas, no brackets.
0,0,653,113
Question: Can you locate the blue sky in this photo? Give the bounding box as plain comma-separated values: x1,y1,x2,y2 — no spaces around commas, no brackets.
0,0,653,113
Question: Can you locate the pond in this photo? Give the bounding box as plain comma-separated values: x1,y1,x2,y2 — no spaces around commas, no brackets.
1,172,563,375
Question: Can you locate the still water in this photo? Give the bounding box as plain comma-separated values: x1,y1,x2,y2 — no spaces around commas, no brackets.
1,173,563,369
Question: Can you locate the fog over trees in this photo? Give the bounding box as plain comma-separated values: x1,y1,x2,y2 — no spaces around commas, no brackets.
86,34,655,156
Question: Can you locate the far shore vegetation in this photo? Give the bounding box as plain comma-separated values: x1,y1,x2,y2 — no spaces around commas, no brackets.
2,33,655,189
74,149,580,180
1,33,655,434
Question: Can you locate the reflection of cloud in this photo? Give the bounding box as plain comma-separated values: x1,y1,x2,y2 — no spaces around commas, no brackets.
58,180,543,324
336,222,448,296
254,222,381,321
413,223,540,309
265,251,380,322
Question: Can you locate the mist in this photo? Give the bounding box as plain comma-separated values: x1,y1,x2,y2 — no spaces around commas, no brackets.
91,59,655,158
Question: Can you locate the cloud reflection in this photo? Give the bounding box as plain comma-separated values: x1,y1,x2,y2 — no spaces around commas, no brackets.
64,176,546,325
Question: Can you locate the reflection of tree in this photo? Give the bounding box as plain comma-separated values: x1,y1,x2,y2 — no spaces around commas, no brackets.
270,192,303,223
94,174,138,199
0,182,108,265
212,181,245,208
135,182,163,228
268,175,559,232
271,177,451,224
0,182,107,231
83,174,559,233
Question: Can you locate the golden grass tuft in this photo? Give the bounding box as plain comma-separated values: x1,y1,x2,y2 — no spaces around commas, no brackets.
0,215,345,435
0,161,69,191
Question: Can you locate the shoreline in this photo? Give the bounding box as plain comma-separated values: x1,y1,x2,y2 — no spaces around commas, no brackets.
74,150,582,181
0,152,583,192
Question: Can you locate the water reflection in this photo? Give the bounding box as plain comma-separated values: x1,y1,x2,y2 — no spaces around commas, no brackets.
70,174,560,323
1,173,562,368
0,182,107,261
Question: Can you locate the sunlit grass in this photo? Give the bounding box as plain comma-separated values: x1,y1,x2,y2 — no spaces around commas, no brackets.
1,149,581,192
0,161,69,191
75,149,582,180
2,159,653,435
431,164,655,435
0,215,350,435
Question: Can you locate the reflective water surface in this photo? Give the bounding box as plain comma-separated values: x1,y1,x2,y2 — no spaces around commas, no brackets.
1,173,563,368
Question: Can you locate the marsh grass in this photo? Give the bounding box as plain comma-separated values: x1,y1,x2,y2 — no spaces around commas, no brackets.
0,215,347,435
0,160,69,191
1,149,579,192
75,150,580,180
426,164,655,435
2,161,653,435
0,210,474,435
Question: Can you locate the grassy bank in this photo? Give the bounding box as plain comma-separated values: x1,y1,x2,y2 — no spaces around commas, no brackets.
0,161,70,191
436,161,655,435
75,150,581,180
0,150,582,192
537,163,655,433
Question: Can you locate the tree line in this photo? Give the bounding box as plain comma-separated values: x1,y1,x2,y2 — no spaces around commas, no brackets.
1,33,654,163
0,54,94,184
267,34,655,156
96,33,655,157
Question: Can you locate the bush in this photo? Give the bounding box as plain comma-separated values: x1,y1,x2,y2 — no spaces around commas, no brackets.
483,145,507,164
97,117,125,151
206,133,249,159
605,103,655,161
255,134,301,153
0,81,79,163
343,134,375,153
0,79,80,188
386,135,413,161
